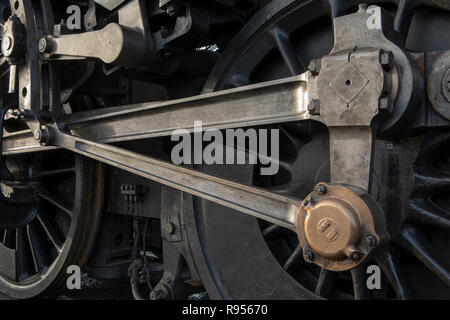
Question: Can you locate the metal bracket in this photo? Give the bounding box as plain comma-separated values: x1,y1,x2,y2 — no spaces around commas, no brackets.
161,186,183,242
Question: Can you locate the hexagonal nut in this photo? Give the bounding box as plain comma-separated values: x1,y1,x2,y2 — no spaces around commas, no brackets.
308,59,321,76
304,250,315,262
380,50,394,70
315,184,328,195
379,96,393,113
307,99,320,116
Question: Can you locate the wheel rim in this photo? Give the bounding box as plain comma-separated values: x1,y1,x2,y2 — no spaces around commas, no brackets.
0,1,103,299
189,0,450,299
0,151,103,299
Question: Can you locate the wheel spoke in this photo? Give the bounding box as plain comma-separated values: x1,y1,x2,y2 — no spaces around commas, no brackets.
375,246,417,299
410,199,450,231
394,0,418,38
351,265,372,300
15,227,35,280
398,226,450,286
26,222,51,274
272,27,305,76
262,224,283,237
315,268,336,298
37,186,73,218
413,170,450,195
34,167,75,179
283,244,301,270
2,229,15,247
279,126,303,154
36,212,64,252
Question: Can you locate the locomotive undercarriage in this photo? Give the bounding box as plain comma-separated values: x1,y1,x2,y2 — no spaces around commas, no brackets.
0,0,449,299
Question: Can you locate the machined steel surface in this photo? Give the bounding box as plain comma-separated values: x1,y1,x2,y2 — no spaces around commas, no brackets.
51,127,301,231
40,23,149,67
3,75,311,154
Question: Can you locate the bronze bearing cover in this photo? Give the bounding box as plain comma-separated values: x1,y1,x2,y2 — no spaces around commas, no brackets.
297,183,387,271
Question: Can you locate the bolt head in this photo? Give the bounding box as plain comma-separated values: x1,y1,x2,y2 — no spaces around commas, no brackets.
304,250,315,262
166,4,178,17
316,184,327,195
2,36,12,52
379,96,393,113
38,38,52,53
33,129,42,141
358,3,368,12
380,50,394,70
308,59,321,76
165,222,175,235
307,99,320,116
38,38,46,52
366,235,377,247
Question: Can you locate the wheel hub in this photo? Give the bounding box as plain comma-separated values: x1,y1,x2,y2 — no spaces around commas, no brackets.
297,184,385,271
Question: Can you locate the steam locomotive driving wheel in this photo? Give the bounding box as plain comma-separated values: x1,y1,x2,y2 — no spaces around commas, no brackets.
189,0,450,300
0,0,448,301
0,1,103,299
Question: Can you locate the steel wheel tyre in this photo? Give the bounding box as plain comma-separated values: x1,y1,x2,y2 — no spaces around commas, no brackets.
186,0,450,299
0,152,103,299
0,0,104,299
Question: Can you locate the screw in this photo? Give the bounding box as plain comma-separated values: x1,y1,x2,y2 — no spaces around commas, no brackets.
304,250,315,262
380,50,394,70
307,99,320,116
366,235,378,247
316,184,327,195
379,96,393,113
308,59,321,77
